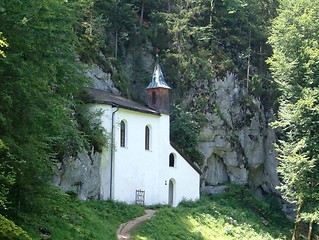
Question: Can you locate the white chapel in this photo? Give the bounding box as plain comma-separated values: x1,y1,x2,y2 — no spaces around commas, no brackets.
86,59,200,207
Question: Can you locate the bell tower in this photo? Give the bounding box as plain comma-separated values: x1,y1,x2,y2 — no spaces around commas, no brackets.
146,55,171,114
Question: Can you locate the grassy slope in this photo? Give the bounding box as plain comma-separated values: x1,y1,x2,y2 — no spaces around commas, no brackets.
133,186,293,240
15,187,145,240
7,185,293,240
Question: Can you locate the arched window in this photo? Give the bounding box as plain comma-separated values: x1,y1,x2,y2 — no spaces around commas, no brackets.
145,126,150,150
169,153,175,167
152,91,156,105
120,120,126,147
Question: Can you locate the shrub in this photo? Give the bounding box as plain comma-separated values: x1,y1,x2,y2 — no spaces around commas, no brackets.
0,214,31,240
170,105,204,164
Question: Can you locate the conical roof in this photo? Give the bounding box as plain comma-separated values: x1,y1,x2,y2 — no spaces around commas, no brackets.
146,56,171,90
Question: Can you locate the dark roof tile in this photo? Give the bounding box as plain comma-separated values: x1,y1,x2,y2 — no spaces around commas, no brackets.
83,88,160,115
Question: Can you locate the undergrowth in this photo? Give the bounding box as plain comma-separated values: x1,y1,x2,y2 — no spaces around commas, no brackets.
132,185,293,240
11,187,144,240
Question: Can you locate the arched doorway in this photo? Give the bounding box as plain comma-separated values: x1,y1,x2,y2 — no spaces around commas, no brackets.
168,179,175,206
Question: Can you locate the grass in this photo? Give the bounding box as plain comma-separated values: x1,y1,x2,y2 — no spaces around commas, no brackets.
14,187,145,240
4,185,293,240
132,185,293,240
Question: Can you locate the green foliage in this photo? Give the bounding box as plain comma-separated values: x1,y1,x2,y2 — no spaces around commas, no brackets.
150,0,278,97
268,0,319,100
170,105,204,164
76,0,109,63
225,184,284,220
268,0,319,238
16,187,144,239
0,0,94,211
0,140,15,210
158,0,215,93
94,0,138,59
0,214,31,240
273,89,319,225
112,71,131,98
84,0,277,102
133,186,292,240
0,32,8,57
75,105,109,153
250,74,281,112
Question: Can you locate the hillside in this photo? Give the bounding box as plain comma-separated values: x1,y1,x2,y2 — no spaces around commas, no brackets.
133,185,293,240
1,185,292,239
1,187,145,239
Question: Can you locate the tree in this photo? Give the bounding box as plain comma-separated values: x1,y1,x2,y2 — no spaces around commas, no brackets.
129,0,161,26
155,0,277,99
268,0,319,238
95,0,137,59
76,0,108,63
0,0,93,211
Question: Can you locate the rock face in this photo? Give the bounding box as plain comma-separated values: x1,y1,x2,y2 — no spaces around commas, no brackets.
84,62,120,94
53,150,102,200
191,73,280,194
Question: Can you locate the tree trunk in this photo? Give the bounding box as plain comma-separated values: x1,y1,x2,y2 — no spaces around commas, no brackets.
292,222,301,240
307,220,313,240
115,28,118,59
246,29,251,90
140,1,144,26
292,202,304,240
210,0,215,26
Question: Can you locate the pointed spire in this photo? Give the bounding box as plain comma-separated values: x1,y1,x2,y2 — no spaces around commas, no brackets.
146,54,171,90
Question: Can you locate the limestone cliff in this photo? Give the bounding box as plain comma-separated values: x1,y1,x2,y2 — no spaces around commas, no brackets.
53,151,102,200
188,73,280,195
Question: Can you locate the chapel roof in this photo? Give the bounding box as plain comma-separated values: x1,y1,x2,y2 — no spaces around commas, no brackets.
83,87,160,115
146,55,171,90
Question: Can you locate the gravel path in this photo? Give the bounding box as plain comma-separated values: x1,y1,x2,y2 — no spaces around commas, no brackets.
117,209,156,240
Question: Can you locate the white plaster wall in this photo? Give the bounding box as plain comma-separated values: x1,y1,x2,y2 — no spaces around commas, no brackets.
113,109,162,205
155,114,171,205
167,147,200,206
153,115,200,206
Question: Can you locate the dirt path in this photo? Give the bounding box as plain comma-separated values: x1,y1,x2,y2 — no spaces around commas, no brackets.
117,209,156,240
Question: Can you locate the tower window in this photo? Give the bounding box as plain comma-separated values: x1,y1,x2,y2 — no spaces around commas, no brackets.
169,153,175,167
145,126,150,150
120,120,126,147
152,91,156,105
